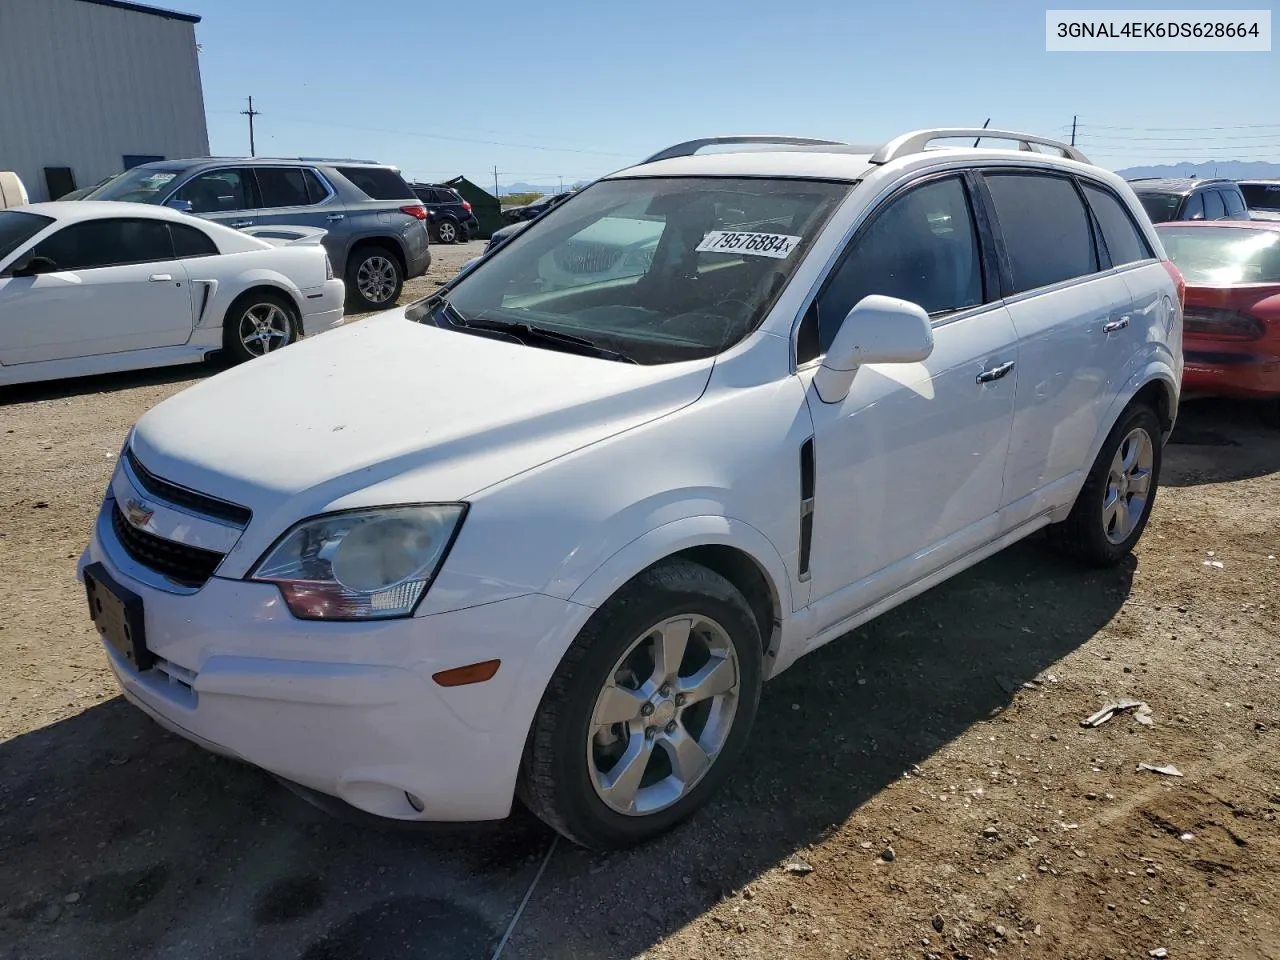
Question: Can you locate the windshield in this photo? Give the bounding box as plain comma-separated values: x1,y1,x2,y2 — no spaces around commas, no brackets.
411,176,850,364
87,167,185,203
0,211,54,263
1158,226,1280,284
1240,183,1280,212
1136,191,1184,223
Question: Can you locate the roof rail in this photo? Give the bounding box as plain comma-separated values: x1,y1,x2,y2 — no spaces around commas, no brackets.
640,136,847,165
869,128,1090,165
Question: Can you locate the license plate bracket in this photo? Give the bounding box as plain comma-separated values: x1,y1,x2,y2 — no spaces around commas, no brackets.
84,562,154,671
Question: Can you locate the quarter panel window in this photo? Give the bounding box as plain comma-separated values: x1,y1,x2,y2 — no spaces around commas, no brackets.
1083,184,1154,266
985,173,1097,293
32,218,174,271
808,176,984,354
169,223,219,258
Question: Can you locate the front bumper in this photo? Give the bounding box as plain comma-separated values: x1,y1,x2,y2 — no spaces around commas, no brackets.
79,498,585,821
299,279,347,337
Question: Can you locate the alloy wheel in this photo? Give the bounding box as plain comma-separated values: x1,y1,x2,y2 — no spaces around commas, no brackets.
438,221,457,243
1103,426,1154,544
356,255,398,304
237,302,290,356
587,615,740,816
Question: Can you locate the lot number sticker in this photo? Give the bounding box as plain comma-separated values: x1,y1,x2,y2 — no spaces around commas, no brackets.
696,230,802,259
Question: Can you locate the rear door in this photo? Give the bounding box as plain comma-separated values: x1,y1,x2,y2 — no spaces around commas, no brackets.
979,170,1136,527
1202,190,1227,221
250,166,339,232
0,217,192,364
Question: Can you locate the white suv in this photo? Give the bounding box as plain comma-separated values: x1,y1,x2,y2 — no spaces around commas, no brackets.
79,129,1184,850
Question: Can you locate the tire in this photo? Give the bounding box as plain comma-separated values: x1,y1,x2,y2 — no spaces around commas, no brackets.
1045,403,1163,566
434,219,459,245
345,245,403,312
222,290,297,364
519,559,764,850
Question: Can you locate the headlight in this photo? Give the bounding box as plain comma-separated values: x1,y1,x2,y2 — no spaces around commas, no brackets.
251,505,466,620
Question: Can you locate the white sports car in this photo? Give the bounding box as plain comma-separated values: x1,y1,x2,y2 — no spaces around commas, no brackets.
0,202,345,387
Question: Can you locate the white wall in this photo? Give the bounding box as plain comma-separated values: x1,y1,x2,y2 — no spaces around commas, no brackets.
0,0,209,201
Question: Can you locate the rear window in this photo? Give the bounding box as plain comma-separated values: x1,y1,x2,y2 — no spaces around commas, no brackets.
336,166,416,201
1135,191,1184,223
1240,183,1280,211
0,210,54,262
1158,226,1280,284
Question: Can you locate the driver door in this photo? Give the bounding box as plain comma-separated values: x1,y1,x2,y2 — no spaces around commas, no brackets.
798,174,1020,637
0,218,193,365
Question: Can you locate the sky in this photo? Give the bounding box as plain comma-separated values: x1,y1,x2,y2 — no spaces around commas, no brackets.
174,0,1278,189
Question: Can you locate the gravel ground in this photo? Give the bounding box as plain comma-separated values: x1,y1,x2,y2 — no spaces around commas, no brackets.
1,250,1278,959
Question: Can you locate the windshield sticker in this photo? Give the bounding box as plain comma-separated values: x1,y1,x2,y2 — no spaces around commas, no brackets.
696,230,802,259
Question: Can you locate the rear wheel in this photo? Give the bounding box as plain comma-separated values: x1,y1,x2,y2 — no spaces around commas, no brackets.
1045,404,1162,566
519,559,763,850
346,246,403,311
435,219,459,244
223,291,296,364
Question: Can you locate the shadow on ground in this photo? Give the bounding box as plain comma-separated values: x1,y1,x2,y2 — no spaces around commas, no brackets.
1164,398,1280,486
0,363,210,406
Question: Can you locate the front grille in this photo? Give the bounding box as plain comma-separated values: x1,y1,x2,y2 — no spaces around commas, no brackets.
111,502,225,588
126,449,252,525
554,241,623,275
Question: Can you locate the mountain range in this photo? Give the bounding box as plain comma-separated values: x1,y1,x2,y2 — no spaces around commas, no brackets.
498,180,591,196
1115,160,1280,180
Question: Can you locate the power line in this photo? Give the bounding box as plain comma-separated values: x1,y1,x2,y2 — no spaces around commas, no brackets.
1074,121,1280,132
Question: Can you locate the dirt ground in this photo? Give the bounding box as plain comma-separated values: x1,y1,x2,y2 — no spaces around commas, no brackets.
2,247,1278,959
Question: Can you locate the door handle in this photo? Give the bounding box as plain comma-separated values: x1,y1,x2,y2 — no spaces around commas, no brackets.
325,213,345,222
976,360,1015,384
149,274,173,282
229,220,254,228
1103,316,1130,333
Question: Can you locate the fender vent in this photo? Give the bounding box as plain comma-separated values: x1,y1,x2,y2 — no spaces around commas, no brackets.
798,437,815,581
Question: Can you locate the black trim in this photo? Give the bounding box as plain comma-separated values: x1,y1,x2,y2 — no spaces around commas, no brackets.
126,449,252,526
111,503,224,588
74,0,201,23
798,438,815,579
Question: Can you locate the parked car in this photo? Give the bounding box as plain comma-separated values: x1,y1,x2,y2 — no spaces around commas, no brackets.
79,128,1182,851
0,201,343,386
0,172,28,210
58,174,122,202
482,218,531,255
502,190,573,223
83,158,429,311
1156,220,1280,425
1237,179,1280,222
1127,177,1251,224
409,183,480,244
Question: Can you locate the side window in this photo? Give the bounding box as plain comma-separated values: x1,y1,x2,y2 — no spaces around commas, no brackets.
806,176,984,355
256,168,313,208
31,218,173,271
984,172,1097,293
1222,189,1248,219
1082,184,1155,267
302,169,331,204
1202,190,1226,221
169,223,219,258
172,170,256,214
1180,192,1204,220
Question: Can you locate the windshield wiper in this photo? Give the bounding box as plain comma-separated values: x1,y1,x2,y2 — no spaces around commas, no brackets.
435,302,637,364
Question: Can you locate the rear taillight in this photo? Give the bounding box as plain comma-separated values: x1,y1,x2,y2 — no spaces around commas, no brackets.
324,253,334,281
400,204,428,220
462,200,472,212
1162,259,1186,309
1183,307,1265,340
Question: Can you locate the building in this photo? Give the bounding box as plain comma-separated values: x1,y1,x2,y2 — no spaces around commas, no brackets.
0,0,209,202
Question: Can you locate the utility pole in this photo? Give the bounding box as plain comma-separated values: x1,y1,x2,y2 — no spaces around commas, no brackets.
558,176,564,194
241,96,261,156
1070,115,1078,147
493,165,500,198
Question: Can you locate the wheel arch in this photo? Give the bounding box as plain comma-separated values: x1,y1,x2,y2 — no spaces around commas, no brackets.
220,280,303,330
347,235,407,277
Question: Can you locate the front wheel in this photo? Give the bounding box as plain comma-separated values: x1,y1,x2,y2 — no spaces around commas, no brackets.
1045,404,1163,566
519,559,763,850
346,247,403,312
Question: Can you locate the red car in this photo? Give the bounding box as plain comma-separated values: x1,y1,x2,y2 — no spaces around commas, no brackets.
1156,220,1280,426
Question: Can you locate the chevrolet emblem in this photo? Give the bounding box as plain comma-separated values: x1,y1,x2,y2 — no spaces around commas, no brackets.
124,497,154,528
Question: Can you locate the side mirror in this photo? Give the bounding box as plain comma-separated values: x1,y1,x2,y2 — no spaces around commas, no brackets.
11,255,58,278
813,295,934,403
165,198,193,213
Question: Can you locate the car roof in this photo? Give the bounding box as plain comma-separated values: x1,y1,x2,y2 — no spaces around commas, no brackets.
15,200,213,224
1237,178,1280,186
1127,177,1231,195
129,157,390,172
1154,219,1280,232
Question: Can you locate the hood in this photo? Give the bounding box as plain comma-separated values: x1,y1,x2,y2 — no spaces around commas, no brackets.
129,310,712,527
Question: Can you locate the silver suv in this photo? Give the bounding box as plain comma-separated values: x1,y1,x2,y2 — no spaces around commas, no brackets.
85,158,431,311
